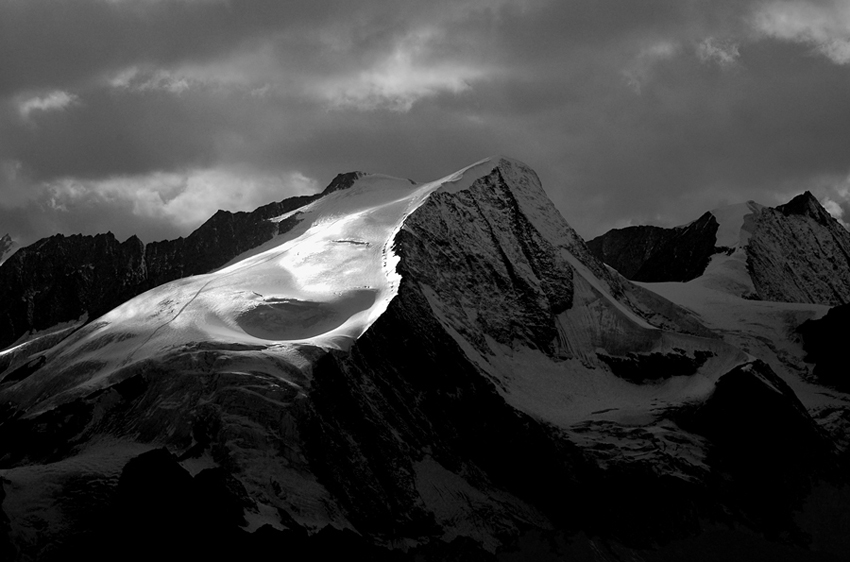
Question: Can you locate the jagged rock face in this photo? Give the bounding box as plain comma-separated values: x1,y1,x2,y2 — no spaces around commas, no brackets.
588,191,850,306
586,212,719,282
0,193,322,349
747,192,850,306
398,168,574,358
0,233,147,348
0,159,845,560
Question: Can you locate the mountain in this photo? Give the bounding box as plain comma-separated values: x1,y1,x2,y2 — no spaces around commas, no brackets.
587,192,850,305
798,302,850,392
0,158,848,561
584,212,720,282
0,174,370,350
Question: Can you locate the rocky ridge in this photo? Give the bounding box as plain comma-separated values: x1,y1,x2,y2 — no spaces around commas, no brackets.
585,212,720,282
587,191,850,305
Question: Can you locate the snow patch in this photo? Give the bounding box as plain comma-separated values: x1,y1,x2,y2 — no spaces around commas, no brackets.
710,200,764,248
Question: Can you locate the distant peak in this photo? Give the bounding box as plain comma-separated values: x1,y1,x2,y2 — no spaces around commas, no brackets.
776,191,832,225
320,171,368,196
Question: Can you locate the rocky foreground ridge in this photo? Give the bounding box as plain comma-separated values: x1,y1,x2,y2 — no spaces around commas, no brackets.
0,159,848,561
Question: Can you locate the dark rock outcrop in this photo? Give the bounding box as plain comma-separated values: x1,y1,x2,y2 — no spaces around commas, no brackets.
596,348,713,383
798,303,850,391
0,233,147,350
586,212,719,282
679,360,836,539
589,191,850,306
747,192,850,305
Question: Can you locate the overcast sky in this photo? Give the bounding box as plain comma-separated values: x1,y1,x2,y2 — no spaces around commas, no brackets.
2,0,850,247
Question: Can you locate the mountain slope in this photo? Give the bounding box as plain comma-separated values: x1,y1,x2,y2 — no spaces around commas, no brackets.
585,212,719,282
0,158,845,560
0,183,361,349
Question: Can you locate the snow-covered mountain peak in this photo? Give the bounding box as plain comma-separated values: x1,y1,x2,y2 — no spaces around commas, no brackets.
318,170,368,196
4,158,562,405
435,155,522,193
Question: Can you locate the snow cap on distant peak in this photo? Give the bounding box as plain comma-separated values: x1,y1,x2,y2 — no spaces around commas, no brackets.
320,171,368,196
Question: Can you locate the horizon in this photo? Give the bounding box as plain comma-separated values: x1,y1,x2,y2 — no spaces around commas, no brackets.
2,1,850,247
0,166,839,251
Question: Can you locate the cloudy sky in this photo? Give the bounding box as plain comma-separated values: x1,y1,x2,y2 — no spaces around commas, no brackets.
2,0,850,247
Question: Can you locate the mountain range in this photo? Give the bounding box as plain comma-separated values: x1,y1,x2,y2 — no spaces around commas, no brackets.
0,157,848,561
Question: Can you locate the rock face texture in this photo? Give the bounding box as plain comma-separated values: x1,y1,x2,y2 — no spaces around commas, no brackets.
588,191,850,306
586,212,720,282
0,159,847,560
747,192,850,305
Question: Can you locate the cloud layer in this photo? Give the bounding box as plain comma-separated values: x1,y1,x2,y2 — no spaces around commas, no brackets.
2,0,850,247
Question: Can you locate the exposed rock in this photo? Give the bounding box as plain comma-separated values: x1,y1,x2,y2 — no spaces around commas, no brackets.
0,233,147,349
586,212,719,282
798,303,850,391
320,171,368,195
596,348,713,383
588,191,850,306
747,192,850,305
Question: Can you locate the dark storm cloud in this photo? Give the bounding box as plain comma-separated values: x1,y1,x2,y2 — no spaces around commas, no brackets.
0,0,335,94
1,0,850,246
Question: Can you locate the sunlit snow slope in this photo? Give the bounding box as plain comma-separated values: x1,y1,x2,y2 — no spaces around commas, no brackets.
104,159,514,353
4,158,525,403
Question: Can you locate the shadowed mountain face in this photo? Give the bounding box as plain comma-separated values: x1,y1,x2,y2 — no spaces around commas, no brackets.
0,160,848,561
585,212,719,282
747,192,850,305
798,303,850,392
587,191,850,306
